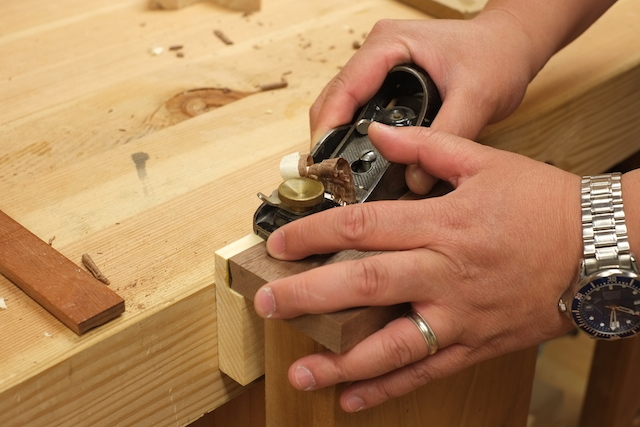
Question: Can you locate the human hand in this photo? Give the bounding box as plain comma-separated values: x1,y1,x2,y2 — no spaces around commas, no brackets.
254,123,580,412
310,12,542,194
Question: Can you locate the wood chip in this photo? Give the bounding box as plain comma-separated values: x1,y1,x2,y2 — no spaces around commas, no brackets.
0,298,7,310
259,80,288,91
214,29,233,45
81,253,110,285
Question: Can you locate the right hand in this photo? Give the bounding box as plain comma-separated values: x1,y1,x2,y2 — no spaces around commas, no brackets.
310,12,542,193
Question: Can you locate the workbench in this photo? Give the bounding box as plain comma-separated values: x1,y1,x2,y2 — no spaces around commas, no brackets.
1,1,639,426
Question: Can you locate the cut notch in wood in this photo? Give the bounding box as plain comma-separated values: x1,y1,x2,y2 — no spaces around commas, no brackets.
215,234,265,385
0,210,125,334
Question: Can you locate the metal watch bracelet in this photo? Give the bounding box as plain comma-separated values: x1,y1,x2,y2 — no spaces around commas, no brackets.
581,173,632,275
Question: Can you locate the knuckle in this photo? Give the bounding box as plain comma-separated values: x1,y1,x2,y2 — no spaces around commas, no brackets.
379,329,421,369
350,258,386,302
289,275,318,312
404,360,438,388
370,361,438,403
370,19,398,36
335,205,374,245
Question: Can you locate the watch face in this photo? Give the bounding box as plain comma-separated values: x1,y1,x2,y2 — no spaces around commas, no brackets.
571,271,640,339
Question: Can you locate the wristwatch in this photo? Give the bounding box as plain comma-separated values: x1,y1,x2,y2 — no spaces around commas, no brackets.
559,173,640,339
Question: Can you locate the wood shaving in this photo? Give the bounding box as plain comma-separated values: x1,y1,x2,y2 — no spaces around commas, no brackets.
259,80,288,91
82,253,110,285
299,155,356,204
148,46,164,56
213,29,233,45
0,298,7,310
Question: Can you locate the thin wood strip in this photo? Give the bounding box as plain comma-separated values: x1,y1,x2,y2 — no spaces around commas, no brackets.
0,210,124,334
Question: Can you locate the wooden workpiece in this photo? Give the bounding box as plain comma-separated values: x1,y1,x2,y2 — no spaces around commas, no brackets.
229,243,409,354
0,210,124,334
1,1,639,426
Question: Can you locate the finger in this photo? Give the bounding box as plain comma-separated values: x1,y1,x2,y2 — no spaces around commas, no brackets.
429,88,493,140
339,343,483,412
309,35,412,143
287,309,458,392
405,164,439,195
402,85,491,195
265,198,443,261
254,249,448,319
368,122,493,187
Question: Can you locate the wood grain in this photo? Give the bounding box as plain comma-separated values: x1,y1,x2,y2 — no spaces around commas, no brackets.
153,0,259,11
0,210,124,334
0,0,639,426
398,0,487,19
215,234,265,385
153,0,202,9
579,336,640,427
265,318,537,427
213,0,260,12
1,2,435,425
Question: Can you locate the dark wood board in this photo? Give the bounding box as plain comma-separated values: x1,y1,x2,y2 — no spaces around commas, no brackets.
228,242,409,354
0,209,125,334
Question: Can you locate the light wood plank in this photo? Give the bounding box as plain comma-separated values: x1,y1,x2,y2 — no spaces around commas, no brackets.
0,0,639,426
215,234,266,385
398,0,487,19
0,1,434,425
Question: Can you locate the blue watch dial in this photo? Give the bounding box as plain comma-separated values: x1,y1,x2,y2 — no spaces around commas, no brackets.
571,274,640,339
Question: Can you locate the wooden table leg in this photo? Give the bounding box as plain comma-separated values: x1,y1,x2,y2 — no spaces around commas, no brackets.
265,319,537,427
579,336,640,427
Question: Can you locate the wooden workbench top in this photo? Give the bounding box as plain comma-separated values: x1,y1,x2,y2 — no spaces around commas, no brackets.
1,1,639,426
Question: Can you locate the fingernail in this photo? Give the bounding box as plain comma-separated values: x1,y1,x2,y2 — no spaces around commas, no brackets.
255,286,276,318
368,121,392,132
267,230,286,259
311,126,331,146
406,164,434,195
294,365,316,390
346,394,365,412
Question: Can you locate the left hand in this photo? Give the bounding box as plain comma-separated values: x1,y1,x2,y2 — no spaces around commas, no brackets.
253,123,581,412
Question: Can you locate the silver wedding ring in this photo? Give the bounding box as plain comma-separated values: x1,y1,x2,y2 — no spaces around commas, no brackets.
405,309,439,356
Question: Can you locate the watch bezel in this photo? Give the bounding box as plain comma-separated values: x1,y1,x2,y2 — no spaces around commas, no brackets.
570,268,640,339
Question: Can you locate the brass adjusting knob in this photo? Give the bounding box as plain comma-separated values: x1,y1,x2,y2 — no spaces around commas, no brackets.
278,178,324,212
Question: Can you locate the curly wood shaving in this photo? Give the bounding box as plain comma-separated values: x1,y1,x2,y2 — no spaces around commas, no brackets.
82,253,110,285
299,155,356,204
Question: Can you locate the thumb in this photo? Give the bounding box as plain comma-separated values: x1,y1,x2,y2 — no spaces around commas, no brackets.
401,90,492,193
368,122,488,186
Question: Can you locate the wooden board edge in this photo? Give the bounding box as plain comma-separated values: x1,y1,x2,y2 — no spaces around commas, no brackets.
215,234,265,385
